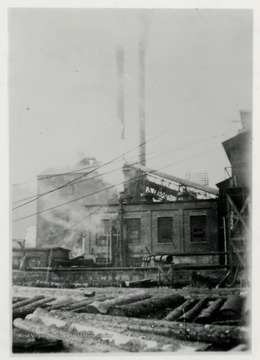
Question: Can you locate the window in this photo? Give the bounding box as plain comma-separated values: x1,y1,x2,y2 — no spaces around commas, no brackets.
158,217,173,243
96,220,111,246
126,218,141,244
190,215,207,242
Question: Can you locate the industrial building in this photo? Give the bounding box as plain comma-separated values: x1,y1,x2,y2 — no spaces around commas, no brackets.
12,244,70,270
83,163,219,268
28,37,251,279
216,111,251,283
32,112,251,277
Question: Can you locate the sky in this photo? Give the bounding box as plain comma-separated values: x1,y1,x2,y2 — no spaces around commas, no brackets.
9,8,252,237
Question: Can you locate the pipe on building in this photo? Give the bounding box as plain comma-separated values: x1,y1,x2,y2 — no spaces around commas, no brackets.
154,255,173,263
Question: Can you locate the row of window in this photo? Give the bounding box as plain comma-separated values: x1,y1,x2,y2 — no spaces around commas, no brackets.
96,215,207,245
126,216,207,244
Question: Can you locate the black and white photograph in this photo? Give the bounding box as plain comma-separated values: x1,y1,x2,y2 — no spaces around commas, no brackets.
2,0,258,355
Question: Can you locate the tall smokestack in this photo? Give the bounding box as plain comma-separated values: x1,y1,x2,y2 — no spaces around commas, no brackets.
138,41,146,165
116,46,125,140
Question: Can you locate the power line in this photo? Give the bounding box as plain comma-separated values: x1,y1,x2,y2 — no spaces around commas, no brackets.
46,180,139,243
46,194,119,242
12,120,185,210
12,123,176,188
12,104,229,187
12,130,232,207
12,163,102,187
13,144,220,223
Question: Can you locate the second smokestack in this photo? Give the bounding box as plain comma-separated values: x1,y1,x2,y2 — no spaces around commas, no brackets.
116,46,125,140
138,41,146,165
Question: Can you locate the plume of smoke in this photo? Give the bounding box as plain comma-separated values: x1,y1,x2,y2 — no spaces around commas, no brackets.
37,167,118,255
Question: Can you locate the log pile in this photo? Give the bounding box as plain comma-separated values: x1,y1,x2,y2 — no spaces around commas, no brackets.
110,294,185,318
12,288,249,352
13,297,56,319
195,298,225,324
86,291,151,314
15,307,248,348
178,297,208,322
164,298,198,321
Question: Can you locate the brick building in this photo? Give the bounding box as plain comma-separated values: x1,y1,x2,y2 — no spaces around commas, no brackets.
36,158,220,268
82,163,219,267
83,199,218,267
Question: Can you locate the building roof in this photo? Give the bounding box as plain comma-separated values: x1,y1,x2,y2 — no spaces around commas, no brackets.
38,158,101,177
125,162,219,196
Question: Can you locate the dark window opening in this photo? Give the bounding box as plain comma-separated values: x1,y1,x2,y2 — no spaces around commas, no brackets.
126,218,141,244
190,215,207,242
158,217,173,243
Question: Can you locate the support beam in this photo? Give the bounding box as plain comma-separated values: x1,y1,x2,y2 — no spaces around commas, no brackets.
227,195,249,233
125,163,218,195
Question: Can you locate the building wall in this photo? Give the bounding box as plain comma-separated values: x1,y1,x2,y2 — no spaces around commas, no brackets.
84,200,219,266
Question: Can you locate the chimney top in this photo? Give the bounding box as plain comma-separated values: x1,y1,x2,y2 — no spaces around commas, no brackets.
239,111,252,131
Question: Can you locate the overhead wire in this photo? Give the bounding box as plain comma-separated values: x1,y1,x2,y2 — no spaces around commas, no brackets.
11,121,180,189
12,130,233,207
12,119,190,210
12,101,232,188
46,194,119,242
46,179,140,243
12,163,102,187
37,145,221,242
13,144,221,223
